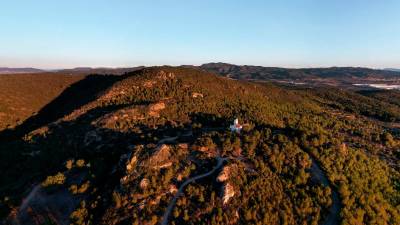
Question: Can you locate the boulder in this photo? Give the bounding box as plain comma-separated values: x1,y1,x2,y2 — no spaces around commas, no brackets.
148,144,172,169
222,183,235,205
217,166,231,182
140,178,149,190
192,92,204,98
126,156,137,172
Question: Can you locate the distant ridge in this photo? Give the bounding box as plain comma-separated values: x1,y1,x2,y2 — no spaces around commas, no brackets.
0,66,146,75
384,68,400,72
55,66,146,75
0,67,44,74
200,62,400,84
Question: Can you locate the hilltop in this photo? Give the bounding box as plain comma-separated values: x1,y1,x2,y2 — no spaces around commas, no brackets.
0,67,399,225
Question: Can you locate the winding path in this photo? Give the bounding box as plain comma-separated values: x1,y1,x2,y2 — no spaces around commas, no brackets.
309,158,341,225
160,157,226,225
158,129,341,225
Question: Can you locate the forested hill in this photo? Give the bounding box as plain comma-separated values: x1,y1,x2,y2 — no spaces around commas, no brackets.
0,67,399,225
200,62,400,84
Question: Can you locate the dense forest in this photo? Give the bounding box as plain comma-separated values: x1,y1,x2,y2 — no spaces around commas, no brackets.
0,67,399,224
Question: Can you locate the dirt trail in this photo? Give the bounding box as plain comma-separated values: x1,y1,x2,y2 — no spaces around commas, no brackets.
18,184,41,213
160,157,226,225
309,158,341,225
10,182,82,224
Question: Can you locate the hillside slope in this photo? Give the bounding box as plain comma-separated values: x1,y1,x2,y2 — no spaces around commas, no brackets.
0,67,399,225
0,73,86,131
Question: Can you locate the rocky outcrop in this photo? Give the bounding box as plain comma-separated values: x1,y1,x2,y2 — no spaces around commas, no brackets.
168,185,178,194
142,70,174,89
139,178,149,190
156,70,175,80
217,164,238,182
192,92,203,98
217,166,230,182
148,102,166,118
95,107,144,129
126,156,137,172
222,183,235,205
217,164,238,205
196,145,217,157
148,144,172,169
339,142,348,155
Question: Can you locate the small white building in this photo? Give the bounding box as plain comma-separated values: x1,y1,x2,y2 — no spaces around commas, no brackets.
230,118,243,133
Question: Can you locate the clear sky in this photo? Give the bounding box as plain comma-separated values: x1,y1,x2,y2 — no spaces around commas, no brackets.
1,0,399,69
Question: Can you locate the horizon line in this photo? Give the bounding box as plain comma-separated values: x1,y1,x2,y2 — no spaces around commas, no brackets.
1,62,399,71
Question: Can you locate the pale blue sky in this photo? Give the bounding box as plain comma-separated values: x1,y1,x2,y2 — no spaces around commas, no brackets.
1,0,399,69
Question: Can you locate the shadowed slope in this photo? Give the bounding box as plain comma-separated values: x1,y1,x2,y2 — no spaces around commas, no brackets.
0,74,127,140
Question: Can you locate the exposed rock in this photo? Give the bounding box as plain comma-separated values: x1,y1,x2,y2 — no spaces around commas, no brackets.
217,166,231,182
153,162,173,169
176,173,183,182
217,164,238,182
100,84,138,102
126,156,137,172
143,80,156,88
222,183,235,205
149,102,165,111
198,146,209,152
140,178,149,190
148,144,172,169
148,102,166,117
169,185,178,194
339,142,348,155
192,92,204,98
196,145,218,157
96,107,144,129
156,70,175,80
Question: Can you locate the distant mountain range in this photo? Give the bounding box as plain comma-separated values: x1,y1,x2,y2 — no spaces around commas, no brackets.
0,67,145,75
0,67,44,74
56,66,145,75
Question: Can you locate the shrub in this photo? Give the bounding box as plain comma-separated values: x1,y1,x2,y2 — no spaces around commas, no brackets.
70,201,88,225
41,172,66,187
76,159,85,168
